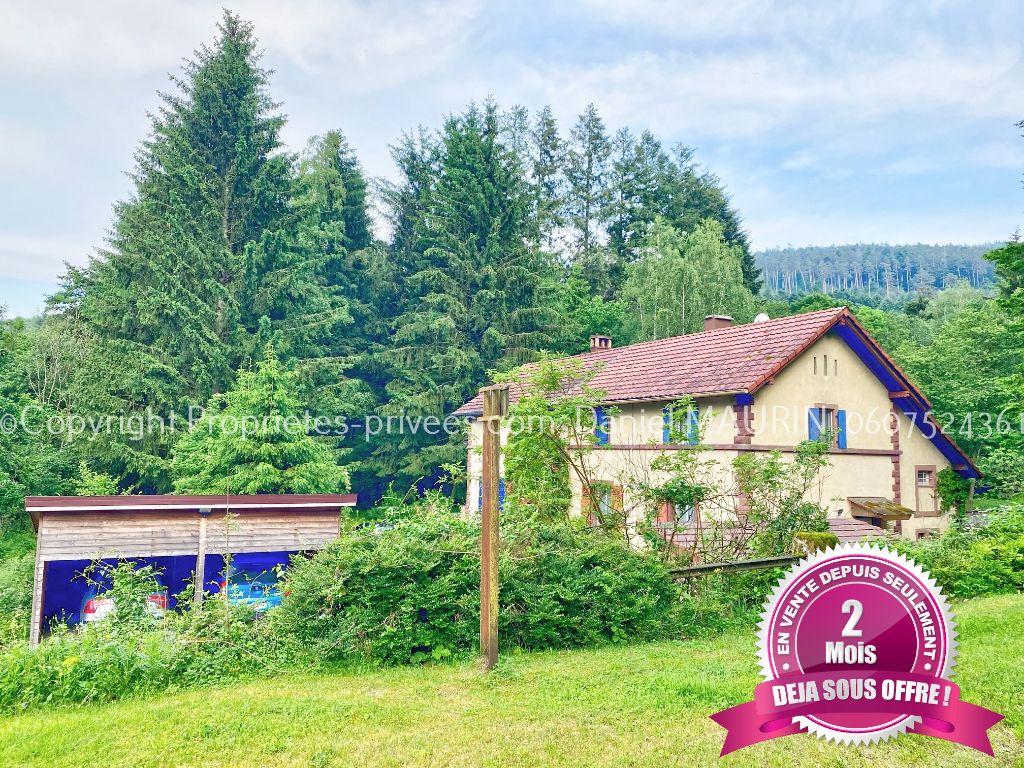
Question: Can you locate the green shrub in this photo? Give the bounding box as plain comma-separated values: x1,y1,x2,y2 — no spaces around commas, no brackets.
793,531,839,553
890,504,1024,598
274,509,682,664
0,559,312,711
500,521,683,649
677,567,789,635
0,552,33,649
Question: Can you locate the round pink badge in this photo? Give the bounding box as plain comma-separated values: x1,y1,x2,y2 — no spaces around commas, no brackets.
758,544,955,744
712,544,1002,755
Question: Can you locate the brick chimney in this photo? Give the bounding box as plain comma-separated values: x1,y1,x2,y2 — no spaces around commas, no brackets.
703,315,733,332
589,334,613,351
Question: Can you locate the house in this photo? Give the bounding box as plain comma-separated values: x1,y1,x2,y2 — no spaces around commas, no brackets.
454,307,979,543
26,493,357,645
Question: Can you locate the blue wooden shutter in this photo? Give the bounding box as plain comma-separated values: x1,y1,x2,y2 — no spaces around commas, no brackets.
477,480,482,511
594,406,609,445
687,408,699,445
662,407,671,443
807,408,821,442
836,409,847,449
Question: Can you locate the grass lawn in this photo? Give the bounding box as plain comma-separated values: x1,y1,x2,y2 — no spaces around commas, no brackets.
0,595,1021,768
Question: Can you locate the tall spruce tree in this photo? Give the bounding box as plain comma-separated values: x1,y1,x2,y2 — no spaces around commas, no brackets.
69,12,335,488
565,104,613,274
607,129,665,271
383,101,557,487
293,131,395,503
530,106,566,254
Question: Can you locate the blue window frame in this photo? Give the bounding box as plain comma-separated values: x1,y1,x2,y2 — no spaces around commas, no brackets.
594,406,610,445
663,406,699,445
808,407,846,447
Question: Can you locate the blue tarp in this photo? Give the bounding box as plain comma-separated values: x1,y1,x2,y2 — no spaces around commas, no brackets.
43,550,296,629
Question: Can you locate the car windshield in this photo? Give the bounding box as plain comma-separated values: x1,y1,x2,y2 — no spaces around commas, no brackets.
228,568,278,588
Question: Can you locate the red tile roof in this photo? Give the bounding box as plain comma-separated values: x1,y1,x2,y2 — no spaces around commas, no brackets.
454,307,848,416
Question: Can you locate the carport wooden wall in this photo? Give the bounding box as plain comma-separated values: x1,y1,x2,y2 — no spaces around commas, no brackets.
34,511,340,561
29,510,341,645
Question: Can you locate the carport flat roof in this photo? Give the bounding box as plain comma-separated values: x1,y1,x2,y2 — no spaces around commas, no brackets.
25,493,357,526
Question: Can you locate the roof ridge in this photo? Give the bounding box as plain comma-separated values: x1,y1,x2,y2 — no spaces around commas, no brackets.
567,305,850,361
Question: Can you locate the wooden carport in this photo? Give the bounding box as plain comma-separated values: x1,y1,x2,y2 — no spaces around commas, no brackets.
26,493,356,645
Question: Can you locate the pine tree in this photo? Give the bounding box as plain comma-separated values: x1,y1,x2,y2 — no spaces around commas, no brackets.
606,129,665,272
171,347,349,494
565,104,612,270
293,130,393,502
530,106,566,254
383,101,557,486
67,12,337,488
294,130,376,358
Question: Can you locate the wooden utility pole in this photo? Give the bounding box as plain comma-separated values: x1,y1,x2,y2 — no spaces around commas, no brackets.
480,383,508,671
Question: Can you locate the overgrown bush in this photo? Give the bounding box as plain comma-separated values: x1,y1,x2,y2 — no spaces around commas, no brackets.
0,559,312,711
274,507,682,664
677,567,789,635
889,504,1024,598
0,552,33,649
793,531,839,554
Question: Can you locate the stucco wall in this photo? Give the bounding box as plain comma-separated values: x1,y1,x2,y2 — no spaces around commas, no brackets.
896,409,952,538
751,333,894,452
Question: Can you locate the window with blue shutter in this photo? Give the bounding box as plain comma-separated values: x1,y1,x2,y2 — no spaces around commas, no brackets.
663,405,699,444
808,407,839,445
808,408,822,442
594,406,610,445
687,408,699,445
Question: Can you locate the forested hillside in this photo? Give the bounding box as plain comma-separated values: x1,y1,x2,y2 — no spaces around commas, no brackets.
758,243,997,299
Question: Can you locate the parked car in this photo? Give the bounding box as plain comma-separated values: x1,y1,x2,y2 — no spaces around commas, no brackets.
218,566,284,613
80,573,168,624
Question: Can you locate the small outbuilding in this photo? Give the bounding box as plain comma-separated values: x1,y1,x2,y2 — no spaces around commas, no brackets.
26,493,357,645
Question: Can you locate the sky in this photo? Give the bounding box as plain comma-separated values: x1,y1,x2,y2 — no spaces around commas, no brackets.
0,0,1022,317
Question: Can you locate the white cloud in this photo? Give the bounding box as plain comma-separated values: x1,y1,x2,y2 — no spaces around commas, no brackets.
0,119,49,174
0,0,482,91
749,206,1014,250
0,233,93,281
490,41,1023,144
969,139,1024,170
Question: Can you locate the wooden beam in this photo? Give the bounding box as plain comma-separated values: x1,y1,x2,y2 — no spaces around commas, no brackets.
29,533,46,647
193,508,211,607
479,383,508,671
668,554,800,580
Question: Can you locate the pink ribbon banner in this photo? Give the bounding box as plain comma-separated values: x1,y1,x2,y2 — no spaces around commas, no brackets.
710,670,1003,756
